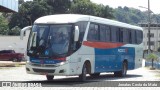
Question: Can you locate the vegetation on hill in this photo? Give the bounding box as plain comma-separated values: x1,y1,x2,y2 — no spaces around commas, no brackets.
1,0,160,35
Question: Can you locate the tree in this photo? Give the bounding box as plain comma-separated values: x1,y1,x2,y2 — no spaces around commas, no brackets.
0,15,9,35
9,0,115,32
46,0,71,14
147,53,158,69
158,47,160,52
9,13,29,29
96,4,114,19
70,0,114,19
70,0,96,15
19,0,24,5
8,26,21,35
9,0,53,29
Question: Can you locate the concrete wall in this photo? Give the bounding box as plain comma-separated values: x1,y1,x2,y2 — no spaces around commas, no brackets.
0,30,30,54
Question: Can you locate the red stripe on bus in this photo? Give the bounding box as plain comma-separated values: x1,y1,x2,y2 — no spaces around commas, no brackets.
52,57,66,61
83,41,124,49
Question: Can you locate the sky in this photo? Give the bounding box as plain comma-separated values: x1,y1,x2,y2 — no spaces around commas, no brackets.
90,0,160,14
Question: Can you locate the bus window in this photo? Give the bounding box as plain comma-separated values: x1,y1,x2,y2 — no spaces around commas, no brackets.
100,25,106,42
87,23,99,41
75,21,88,41
123,29,129,43
111,26,116,42
136,30,143,44
131,30,136,44
128,30,132,44
106,26,111,42
119,28,123,43
116,28,120,42
111,26,119,42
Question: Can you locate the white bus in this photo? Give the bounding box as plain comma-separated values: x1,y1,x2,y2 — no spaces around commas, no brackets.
21,14,143,81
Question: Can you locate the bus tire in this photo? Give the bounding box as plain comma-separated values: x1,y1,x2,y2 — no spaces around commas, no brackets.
46,75,54,81
90,73,100,77
114,62,127,77
79,64,87,81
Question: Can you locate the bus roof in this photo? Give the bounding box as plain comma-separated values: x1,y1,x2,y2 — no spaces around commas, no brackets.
34,14,142,30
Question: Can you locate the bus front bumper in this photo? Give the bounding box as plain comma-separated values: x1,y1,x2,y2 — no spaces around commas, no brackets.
25,62,70,76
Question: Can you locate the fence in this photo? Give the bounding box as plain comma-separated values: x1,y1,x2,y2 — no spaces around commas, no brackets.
145,62,160,69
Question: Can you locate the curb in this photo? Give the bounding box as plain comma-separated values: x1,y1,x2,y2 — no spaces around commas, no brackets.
0,61,26,67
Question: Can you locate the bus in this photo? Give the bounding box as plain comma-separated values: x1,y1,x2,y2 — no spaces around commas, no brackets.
21,14,143,81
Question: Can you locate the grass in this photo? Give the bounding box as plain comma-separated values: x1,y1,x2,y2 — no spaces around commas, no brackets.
14,63,23,67
155,74,160,77
0,62,26,67
143,66,151,70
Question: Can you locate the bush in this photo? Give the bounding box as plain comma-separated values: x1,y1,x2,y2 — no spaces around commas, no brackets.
8,26,21,36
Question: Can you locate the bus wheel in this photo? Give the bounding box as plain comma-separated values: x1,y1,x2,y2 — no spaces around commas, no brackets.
46,75,54,81
114,62,127,77
90,73,100,77
79,64,87,81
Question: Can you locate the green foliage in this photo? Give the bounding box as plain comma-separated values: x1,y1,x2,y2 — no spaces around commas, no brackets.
46,0,71,14
70,0,114,18
8,26,21,36
70,0,97,15
8,0,114,31
9,0,53,29
0,15,9,35
19,0,24,4
114,6,160,25
7,0,160,35
9,13,29,29
146,53,159,69
96,5,114,19
147,53,158,62
158,47,160,52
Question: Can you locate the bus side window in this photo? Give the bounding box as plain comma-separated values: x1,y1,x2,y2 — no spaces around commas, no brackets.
131,30,136,44
119,28,123,43
128,30,132,44
111,26,116,42
123,29,129,43
116,27,120,42
75,21,88,42
87,23,99,41
106,26,111,42
136,30,143,44
100,25,106,42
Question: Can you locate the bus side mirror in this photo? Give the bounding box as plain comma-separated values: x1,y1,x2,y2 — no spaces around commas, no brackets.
74,26,79,42
20,26,32,40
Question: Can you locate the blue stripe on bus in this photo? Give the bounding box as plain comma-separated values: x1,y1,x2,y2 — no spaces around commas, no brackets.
30,58,62,64
94,47,135,73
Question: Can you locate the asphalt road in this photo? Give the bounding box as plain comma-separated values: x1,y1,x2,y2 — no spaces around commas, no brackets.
0,65,160,89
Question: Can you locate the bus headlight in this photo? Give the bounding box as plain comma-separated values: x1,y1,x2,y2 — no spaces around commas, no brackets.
57,61,67,66
60,62,65,65
26,56,30,63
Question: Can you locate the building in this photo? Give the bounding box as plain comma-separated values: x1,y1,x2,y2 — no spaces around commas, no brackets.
139,23,160,51
0,0,18,12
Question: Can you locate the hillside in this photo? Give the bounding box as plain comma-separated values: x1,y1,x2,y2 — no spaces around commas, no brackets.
114,6,160,25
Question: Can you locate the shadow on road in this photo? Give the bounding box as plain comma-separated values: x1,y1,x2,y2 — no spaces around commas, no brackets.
21,74,142,87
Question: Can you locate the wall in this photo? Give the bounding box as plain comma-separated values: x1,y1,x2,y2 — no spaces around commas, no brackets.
0,30,30,54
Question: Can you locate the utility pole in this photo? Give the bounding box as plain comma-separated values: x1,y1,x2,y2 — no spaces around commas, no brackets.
148,0,151,54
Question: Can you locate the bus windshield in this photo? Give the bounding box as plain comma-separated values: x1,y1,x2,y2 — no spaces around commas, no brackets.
27,24,72,58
